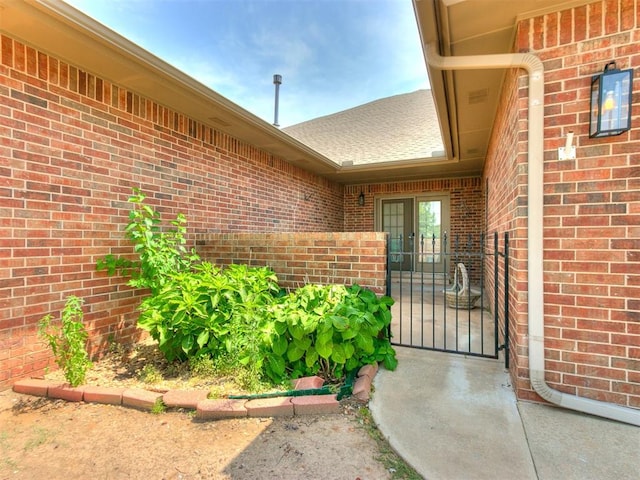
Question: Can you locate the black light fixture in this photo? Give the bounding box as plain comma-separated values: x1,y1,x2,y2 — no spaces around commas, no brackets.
358,191,365,206
589,61,633,138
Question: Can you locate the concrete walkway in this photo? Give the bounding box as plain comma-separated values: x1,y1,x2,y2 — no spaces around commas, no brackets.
370,347,639,480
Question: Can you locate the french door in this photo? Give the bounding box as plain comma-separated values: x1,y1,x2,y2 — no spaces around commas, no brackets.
380,195,449,273
382,199,413,271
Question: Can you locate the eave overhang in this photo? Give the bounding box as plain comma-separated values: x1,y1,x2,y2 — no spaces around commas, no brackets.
412,0,592,176
0,0,339,176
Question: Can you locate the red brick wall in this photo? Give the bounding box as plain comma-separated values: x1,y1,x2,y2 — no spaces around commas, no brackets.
486,0,640,408
0,34,344,389
196,232,388,294
484,68,524,375
345,178,484,233
344,178,485,282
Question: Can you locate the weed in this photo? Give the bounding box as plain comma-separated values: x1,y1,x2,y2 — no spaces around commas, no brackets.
188,356,216,377
232,366,270,393
151,398,166,415
38,296,92,387
0,431,18,471
96,188,200,296
137,364,163,384
208,385,227,399
23,427,50,452
164,361,189,379
106,334,127,356
356,407,422,480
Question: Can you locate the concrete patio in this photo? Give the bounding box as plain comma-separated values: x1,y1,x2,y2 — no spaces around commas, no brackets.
370,347,639,480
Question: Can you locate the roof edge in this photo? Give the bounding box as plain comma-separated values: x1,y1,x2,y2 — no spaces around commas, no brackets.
8,0,339,175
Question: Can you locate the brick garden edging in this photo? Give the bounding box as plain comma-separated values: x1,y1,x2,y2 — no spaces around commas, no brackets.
11,365,379,420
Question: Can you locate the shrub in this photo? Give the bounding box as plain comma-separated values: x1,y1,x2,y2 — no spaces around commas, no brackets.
137,265,397,386
38,296,92,387
100,190,397,390
96,188,200,295
264,284,396,383
137,263,280,384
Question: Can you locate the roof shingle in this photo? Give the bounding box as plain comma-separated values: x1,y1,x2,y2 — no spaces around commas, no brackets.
283,89,443,166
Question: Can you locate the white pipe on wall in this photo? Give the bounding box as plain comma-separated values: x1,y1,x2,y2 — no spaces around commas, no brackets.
427,44,640,426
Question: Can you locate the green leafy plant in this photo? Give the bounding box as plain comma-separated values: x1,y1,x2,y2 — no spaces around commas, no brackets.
98,190,397,391
96,189,200,295
137,262,281,389
151,398,166,415
265,284,396,383
137,364,163,384
38,296,92,387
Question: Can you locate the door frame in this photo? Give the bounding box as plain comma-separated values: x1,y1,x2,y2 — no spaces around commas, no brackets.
415,193,450,274
379,197,414,271
375,193,451,273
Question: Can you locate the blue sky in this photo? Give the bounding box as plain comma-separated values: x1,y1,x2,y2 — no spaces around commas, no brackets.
65,0,429,127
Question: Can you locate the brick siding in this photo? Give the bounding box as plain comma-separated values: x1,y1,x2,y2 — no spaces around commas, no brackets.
486,0,640,408
0,34,345,389
344,178,485,282
196,232,387,294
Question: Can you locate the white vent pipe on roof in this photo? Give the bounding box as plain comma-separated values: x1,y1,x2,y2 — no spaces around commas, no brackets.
427,44,640,426
273,74,282,127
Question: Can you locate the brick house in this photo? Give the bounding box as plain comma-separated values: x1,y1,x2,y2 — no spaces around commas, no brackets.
412,0,640,424
1,0,638,423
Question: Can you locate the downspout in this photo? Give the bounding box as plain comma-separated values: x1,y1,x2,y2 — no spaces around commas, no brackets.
427,44,640,426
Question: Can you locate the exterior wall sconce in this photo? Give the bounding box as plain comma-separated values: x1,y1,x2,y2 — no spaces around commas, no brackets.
589,61,633,138
358,191,365,206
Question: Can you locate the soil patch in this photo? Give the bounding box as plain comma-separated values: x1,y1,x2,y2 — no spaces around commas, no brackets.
0,341,417,480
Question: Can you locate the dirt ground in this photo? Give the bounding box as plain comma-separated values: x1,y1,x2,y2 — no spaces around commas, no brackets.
0,342,412,480
0,391,395,480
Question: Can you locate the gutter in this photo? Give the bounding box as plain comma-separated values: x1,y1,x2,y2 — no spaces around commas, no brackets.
27,0,339,174
427,44,640,426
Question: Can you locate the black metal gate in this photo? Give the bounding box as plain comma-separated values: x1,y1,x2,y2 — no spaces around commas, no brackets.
386,232,509,365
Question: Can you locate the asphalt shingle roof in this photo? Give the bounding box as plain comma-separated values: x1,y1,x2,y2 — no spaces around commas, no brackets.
283,89,443,166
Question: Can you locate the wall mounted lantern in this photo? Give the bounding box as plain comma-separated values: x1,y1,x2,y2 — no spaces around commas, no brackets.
589,61,633,138
358,191,365,206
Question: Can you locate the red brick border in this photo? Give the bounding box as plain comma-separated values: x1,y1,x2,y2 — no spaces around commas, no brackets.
83,386,125,405
291,395,340,415
196,399,248,420
245,397,294,417
12,379,62,397
11,369,379,420
48,385,85,402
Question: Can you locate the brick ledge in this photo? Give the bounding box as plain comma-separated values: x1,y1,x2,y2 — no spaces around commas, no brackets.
11,367,378,420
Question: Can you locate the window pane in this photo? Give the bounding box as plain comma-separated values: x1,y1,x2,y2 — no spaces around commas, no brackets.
418,200,441,263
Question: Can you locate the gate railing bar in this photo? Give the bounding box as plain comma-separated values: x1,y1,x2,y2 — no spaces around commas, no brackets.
409,234,414,346
387,231,505,360
430,234,436,348
493,232,500,360
419,235,424,348
479,232,485,355
398,234,403,345
385,233,392,340
466,234,474,354
503,232,510,369
443,232,449,351
495,232,510,369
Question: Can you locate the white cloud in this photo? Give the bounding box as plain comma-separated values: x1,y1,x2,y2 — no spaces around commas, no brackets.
63,0,429,126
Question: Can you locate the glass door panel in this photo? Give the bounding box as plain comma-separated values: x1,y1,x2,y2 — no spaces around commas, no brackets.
416,196,449,273
382,199,413,271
